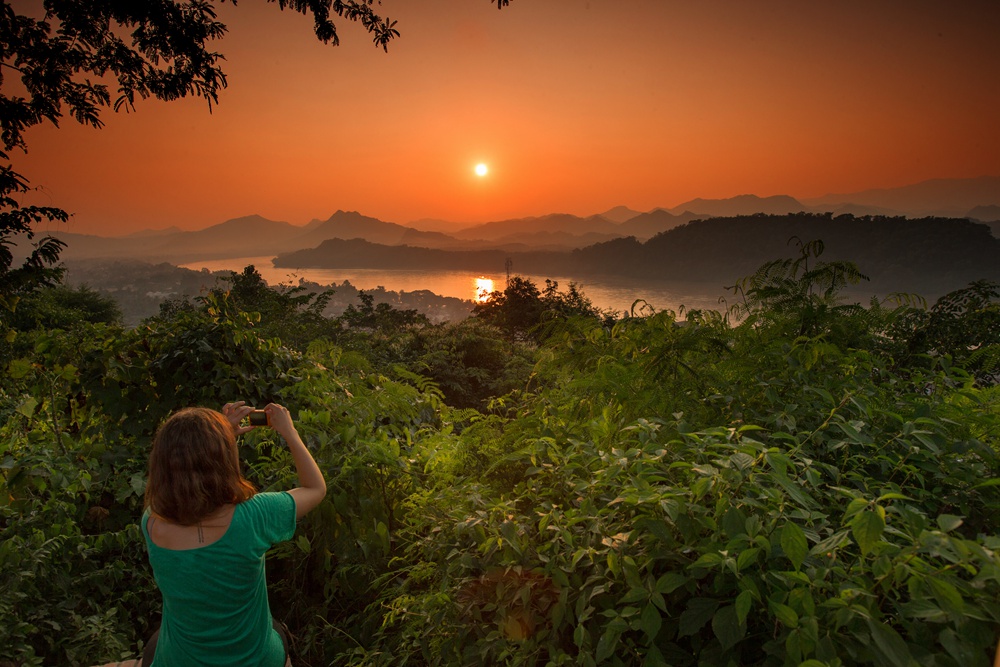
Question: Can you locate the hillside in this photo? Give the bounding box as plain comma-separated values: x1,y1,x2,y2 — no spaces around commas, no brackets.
581,214,1000,295
666,194,806,217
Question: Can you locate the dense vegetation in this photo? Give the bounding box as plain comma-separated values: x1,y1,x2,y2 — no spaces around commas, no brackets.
2,243,1000,666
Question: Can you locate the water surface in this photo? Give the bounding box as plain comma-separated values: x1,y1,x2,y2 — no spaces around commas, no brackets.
179,256,733,316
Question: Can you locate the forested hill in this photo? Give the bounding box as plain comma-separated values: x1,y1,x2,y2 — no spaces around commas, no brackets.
275,213,1000,297
574,213,1000,292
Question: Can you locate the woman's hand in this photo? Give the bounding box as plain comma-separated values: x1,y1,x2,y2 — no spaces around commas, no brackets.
221,401,255,435
263,403,297,440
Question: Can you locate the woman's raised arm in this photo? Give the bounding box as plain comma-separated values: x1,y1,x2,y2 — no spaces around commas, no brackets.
264,403,327,519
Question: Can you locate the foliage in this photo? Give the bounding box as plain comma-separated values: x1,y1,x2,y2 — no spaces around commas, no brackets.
3,246,1000,666
7,284,122,330
212,264,337,349
1,329,157,666
339,290,430,335
726,238,870,337
890,280,1000,384
361,276,1000,666
473,276,609,343
401,318,535,410
0,284,122,370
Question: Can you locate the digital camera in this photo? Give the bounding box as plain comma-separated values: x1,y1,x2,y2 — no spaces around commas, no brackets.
248,409,269,427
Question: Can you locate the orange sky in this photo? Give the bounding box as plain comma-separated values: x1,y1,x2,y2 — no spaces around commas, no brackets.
13,0,1000,236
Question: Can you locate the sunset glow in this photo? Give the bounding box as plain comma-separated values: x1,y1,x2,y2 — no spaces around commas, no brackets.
10,2,999,235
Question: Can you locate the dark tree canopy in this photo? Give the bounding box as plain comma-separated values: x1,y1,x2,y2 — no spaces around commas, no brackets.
473,276,605,342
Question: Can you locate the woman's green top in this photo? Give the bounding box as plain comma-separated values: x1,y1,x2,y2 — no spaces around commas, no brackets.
141,492,296,666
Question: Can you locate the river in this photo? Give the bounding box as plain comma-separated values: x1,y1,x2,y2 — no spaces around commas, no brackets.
178,256,734,316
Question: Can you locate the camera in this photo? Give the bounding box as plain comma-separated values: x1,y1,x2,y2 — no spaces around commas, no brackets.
248,409,269,427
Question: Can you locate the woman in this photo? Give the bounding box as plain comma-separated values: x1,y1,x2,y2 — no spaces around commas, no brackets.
140,401,326,666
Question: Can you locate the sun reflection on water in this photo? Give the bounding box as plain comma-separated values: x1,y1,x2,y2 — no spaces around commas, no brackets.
474,277,495,302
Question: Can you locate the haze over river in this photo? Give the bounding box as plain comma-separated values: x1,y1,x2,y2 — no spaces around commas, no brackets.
179,256,733,316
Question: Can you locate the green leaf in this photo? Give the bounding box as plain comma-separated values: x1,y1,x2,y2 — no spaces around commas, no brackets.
642,647,667,667
936,514,963,532
596,623,623,662
809,530,850,557
376,521,390,553
654,572,688,594
843,497,868,521
770,471,820,508
8,358,32,379
866,619,914,667
737,547,761,571
619,587,648,605
735,589,752,626
678,598,719,637
927,577,964,615
786,628,804,664
769,600,799,628
722,506,748,538
851,510,885,555
690,552,724,569
712,605,745,650
640,602,662,641
16,396,39,418
781,521,808,571
940,627,978,665
130,473,145,498
296,533,311,554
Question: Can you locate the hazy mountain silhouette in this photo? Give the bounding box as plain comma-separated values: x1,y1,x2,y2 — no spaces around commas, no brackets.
599,205,643,223
618,209,698,240
451,213,620,241
26,175,999,266
402,217,473,233
968,204,1000,222
805,176,1000,218
666,194,806,217
399,227,468,248
966,206,1000,238
31,215,292,262
120,226,183,238
292,210,411,248
275,238,522,272
489,230,623,250
815,203,905,218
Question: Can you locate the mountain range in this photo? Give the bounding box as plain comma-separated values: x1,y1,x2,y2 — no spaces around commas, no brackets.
19,175,999,265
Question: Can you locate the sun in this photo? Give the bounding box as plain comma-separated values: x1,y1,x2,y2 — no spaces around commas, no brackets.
474,163,488,177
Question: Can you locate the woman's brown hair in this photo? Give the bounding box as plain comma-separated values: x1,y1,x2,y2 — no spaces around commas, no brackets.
145,407,256,525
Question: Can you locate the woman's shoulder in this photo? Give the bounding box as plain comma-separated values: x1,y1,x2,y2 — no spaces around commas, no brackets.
234,491,297,545
241,491,293,509
235,492,295,520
